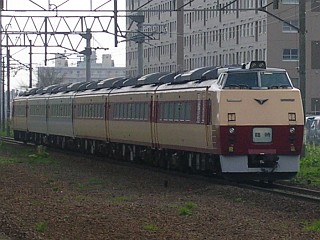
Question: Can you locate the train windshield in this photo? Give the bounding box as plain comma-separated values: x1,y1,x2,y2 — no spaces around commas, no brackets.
223,71,292,89
223,72,258,89
260,72,292,89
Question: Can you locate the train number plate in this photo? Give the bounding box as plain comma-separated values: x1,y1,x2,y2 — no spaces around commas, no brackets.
252,128,272,143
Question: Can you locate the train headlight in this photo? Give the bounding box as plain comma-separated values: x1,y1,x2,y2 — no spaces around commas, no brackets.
289,127,296,134
288,113,296,121
229,127,235,134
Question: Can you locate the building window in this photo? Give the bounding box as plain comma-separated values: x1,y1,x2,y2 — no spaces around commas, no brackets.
311,41,320,69
282,0,298,4
283,49,298,61
282,20,298,33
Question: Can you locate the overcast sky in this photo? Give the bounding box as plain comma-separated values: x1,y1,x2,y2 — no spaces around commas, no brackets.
3,0,127,89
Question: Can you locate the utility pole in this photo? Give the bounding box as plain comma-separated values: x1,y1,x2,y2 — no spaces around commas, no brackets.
299,1,306,113
176,0,184,73
0,1,3,132
137,19,144,77
129,15,145,77
80,28,92,82
114,0,118,47
29,40,32,88
6,45,10,136
1,57,4,133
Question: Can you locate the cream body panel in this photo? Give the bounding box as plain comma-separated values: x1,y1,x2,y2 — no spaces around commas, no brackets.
47,96,73,137
12,99,28,131
218,89,304,126
73,94,107,140
156,89,213,150
27,97,47,134
108,90,153,145
109,121,152,144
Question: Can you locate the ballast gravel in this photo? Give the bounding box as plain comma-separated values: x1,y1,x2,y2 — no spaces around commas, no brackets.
0,143,320,240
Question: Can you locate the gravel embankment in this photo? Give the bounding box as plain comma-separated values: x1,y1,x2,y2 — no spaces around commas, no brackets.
0,143,320,240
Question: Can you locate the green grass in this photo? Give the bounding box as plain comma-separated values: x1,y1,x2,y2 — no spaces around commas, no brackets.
76,177,105,191
304,219,320,232
0,143,55,165
178,201,198,216
112,196,129,203
143,223,159,232
35,221,48,233
0,129,13,137
294,144,320,185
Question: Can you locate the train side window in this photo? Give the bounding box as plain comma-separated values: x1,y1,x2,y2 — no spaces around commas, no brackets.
131,103,135,120
80,104,83,118
87,104,90,118
174,102,180,121
169,102,174,121
201,99,205,123
180,102,185,121
115,103,119,119
113,104,116,119
120,103,123,119
144,103,149,120
94,104,98,118
185,102,191,121
86,104,89,118
159,103,163,121
135,103,139,120
163,103,169,121
123,104,127,119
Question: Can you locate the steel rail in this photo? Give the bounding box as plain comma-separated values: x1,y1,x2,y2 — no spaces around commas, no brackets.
2,136,320,203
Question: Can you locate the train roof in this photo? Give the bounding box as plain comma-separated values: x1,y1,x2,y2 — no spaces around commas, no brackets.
178,66,218,83
136,72,169,86
16,61,292,97
96,77,127,89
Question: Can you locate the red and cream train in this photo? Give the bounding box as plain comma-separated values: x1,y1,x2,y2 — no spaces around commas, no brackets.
12,61,304,181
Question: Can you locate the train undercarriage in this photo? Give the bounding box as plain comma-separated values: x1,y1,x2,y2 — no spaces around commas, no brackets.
13,130,298,182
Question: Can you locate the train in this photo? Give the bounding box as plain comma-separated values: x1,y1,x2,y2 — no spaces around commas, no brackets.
12,61,304,182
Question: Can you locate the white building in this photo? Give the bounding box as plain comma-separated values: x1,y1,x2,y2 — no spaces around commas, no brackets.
38,51,126,84
126,0,320,114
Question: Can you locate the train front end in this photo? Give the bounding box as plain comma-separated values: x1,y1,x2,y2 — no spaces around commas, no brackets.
216,62,304,181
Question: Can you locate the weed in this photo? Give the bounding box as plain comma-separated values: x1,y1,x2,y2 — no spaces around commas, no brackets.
87,177,104,186
35,221,48,233
178,201,197,216
52,187,60,192
143,223,159,231
234,197,244,203
0,157,16,165
112,196,129,203
294,144,320,186
304,219,320,232
29,145,49,159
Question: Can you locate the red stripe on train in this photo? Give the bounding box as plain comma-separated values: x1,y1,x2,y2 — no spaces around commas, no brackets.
219,125,304,155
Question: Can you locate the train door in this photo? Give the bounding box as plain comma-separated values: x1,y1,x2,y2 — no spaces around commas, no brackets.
105,96,110,142
150,95,159,148
204,89,212,148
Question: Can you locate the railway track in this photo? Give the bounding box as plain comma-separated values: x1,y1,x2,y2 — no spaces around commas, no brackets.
2,136,320,203
239,181,320,203
0,136,23,145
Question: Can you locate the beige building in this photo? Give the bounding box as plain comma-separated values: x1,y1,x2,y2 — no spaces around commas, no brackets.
126,0,320,114
38,51,126,84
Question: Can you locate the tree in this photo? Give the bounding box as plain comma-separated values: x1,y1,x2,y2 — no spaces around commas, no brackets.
36,67,65,88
